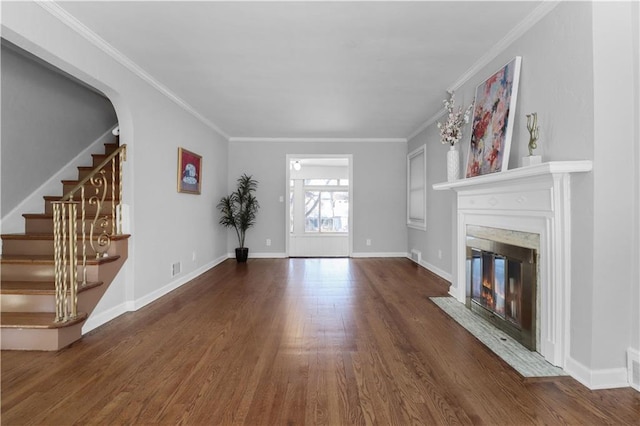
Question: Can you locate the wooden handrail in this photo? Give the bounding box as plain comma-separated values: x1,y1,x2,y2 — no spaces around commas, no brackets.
60,144,127,202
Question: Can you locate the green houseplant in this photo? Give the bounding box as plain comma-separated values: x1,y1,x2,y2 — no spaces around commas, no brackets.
217,174,260,262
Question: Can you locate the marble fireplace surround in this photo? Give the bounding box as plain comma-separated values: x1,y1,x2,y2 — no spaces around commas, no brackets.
434,161,592,369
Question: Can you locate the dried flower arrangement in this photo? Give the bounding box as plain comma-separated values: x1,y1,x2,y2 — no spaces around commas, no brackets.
437,91,474,146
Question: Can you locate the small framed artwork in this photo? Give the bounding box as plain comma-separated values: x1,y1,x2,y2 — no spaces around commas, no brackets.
465,56,522,178
177,147,202,194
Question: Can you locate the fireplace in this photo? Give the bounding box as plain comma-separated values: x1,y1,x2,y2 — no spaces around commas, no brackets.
466,230,537,350
433,161,592,368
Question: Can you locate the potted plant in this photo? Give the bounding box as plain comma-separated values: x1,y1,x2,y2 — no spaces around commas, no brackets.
217,174,260,262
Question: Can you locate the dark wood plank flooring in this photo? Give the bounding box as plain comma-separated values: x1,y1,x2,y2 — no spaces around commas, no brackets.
2,258,639,425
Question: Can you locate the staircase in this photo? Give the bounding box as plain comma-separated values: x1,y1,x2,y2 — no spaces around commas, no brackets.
1,139,129,350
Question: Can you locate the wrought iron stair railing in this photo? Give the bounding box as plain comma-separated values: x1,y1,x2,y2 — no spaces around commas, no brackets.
52,144,126,323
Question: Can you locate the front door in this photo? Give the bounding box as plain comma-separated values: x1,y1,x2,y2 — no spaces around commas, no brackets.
287,156,351,257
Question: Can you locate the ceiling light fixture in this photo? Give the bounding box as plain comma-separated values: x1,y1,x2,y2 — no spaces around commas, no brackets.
293,161,301,171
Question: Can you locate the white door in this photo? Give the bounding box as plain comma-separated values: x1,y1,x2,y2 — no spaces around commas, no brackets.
287,156,352,257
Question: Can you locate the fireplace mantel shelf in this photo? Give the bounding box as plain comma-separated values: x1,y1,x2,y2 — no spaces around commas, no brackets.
433,161,593,191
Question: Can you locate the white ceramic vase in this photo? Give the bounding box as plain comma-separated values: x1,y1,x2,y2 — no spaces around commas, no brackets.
447,145,460,182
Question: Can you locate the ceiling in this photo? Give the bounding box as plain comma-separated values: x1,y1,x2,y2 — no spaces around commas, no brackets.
58,1,541,140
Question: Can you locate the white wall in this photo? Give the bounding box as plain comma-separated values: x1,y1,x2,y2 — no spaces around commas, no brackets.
408,1,639,388
1,41,117,217
591,0,638,373
632,0,640,356
228,140,407,256
2,2,229,327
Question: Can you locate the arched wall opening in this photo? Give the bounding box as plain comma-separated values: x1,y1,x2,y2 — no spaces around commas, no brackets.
1,28,137,324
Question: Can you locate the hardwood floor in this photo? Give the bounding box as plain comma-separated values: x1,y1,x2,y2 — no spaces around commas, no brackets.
2,258,639,425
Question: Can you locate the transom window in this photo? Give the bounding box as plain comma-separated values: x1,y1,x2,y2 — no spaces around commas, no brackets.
304,179,349,186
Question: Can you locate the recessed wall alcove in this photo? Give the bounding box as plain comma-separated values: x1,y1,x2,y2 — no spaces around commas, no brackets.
434,161,592,369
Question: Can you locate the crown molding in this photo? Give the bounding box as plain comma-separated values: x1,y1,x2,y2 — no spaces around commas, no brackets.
408,0,560,142
35,1,230,140
447,0,560,92
407,108,446,141
229,137,407,143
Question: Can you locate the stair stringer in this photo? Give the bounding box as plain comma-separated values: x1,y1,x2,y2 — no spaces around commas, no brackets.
0,238,129,350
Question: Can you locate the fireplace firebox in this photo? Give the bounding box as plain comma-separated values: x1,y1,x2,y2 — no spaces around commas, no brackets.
466,235,537,350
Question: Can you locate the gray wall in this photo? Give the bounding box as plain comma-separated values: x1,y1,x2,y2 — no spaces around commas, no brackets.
590,0,638,371
4,0,637,384
1,41,118,216
2,1,229,329
408,1,639,379
228,140,407,255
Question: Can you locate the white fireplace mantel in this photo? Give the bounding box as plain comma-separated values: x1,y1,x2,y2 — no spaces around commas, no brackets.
433,161,593,191
433,161,592,368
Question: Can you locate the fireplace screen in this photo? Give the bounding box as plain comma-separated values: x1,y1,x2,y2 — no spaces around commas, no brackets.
467,236,536,350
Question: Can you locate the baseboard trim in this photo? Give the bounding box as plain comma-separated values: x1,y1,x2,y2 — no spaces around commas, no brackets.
82,254,228,334
82,301,133,334
565,356,629,390
628,347,640,391
1,125,118,234
242,252,288,259
409,257,453,282
351,252,409,258
133,255,228,311
230,252,410,259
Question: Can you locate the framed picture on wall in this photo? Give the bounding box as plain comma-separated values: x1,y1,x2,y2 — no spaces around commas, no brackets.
177,147,202,194
465,56,522,178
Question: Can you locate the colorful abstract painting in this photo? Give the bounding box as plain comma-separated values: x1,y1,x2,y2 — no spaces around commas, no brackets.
465,57,521,178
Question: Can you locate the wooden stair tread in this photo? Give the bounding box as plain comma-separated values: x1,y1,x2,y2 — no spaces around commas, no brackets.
1,312,88,329
23,213,115,219
78,166,115,170
0,254,121,265
77,166,116,175
43,195,119,202
2,233,130,241
1,280,103,295
43,198,120,205
61,179,117,184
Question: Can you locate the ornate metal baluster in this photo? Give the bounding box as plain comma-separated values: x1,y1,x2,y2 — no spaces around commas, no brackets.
89,169,111,258
118,146,126,234
111,158,116,235
53,202,63,322
68,203,78,319
80,186,87,286
62,203,69,319
52,144,126,322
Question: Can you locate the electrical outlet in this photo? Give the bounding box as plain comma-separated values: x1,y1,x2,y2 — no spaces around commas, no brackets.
438,249,442,259
366,239,372,246
266,238,271,246
192,251,196,262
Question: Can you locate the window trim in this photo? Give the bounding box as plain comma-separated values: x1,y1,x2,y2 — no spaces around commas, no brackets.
407,144,427,231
